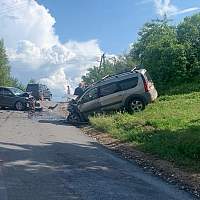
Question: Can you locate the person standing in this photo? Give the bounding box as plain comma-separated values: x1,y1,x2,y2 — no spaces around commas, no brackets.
67,85,71,95
74,83,84,97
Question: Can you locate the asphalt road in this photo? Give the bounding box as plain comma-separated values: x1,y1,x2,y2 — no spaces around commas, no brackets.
0,109,195,200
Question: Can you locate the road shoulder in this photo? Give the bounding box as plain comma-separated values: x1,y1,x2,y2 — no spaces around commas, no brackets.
82,126,200,199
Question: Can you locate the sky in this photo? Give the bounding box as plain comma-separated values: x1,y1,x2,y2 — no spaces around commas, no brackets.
0,0,200,97
37,0,200,54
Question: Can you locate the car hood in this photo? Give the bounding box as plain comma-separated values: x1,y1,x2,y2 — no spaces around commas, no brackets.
17,92,33,98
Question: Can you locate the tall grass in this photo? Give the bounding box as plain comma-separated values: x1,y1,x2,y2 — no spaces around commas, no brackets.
90,92,200,171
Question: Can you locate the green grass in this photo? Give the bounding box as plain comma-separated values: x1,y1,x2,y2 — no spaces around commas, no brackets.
90,92,200,171
159,80,200,96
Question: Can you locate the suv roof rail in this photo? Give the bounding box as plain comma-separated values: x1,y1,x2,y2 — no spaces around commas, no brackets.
88,66,144,87
100,67,139,81
131,66,137,72
102,75,111,80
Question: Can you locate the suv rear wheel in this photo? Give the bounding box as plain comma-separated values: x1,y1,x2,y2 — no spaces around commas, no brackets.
126,98,145,113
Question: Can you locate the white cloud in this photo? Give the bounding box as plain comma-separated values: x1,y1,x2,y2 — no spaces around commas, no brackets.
154,0,176,16
174,7,200,16
154,0,200,17
136,0,153,5
0,0,58,48
138,0,200,17
0,0,102,98
40,68,70,97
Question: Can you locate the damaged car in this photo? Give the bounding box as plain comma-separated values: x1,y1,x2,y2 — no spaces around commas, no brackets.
0,86,35,111
67,68,158,123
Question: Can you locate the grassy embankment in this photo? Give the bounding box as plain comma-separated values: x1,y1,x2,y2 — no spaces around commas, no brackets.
90,83,200,171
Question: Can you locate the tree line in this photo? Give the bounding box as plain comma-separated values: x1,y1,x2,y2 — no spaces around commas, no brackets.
0,39,24,90
83,13,200,93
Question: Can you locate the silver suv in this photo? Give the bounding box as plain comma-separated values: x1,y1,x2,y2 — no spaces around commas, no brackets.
67,68,158,122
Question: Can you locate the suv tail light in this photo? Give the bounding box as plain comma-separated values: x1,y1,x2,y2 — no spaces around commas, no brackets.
141,75,150,92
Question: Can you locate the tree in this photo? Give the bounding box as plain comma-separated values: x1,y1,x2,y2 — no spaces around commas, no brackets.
0,39,25,90
83,14,200,92
82,66,103,84
82,55,137,85
9,77,25,91
129,20,187,89
0,39,11,86
29,78,37,84
177,13,200,79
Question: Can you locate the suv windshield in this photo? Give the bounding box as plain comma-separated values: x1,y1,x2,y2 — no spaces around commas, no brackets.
10,88,24,96
81,88,98,103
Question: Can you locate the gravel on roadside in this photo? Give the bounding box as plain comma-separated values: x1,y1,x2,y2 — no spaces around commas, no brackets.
82,126,200,199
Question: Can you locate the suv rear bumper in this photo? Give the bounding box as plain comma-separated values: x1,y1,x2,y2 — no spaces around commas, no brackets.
144,90,158,104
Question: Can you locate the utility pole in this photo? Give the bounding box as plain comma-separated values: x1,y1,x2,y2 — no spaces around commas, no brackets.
99,53,106,72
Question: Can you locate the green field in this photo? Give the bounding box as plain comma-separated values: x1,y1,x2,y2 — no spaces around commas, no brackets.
90,91,200,171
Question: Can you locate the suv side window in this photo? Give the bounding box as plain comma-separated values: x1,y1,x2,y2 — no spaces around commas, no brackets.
119,77,138,91
100,83,119,97
81,88,98,103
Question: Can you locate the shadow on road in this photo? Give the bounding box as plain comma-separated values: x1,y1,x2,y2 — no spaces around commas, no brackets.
0,139,194,200
0,141,113,199
38,119,68,126
38,119,89,127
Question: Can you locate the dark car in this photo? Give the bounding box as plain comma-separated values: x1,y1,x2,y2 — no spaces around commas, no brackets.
41,84,52,101
26,84,52,101
0,87,33,111
26,84,44,101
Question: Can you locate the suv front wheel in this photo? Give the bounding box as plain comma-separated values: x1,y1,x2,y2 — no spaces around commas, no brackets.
67,113,81,124
126,98,145,113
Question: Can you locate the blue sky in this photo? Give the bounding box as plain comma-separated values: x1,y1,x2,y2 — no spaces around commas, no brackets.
37,0,200,54
1,0,200,96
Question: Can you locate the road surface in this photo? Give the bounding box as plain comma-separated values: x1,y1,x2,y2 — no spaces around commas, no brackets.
0,109,195,200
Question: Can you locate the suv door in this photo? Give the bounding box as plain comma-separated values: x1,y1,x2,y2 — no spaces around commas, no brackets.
99,82,123,111
78,87,100,114
3,88,16,107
